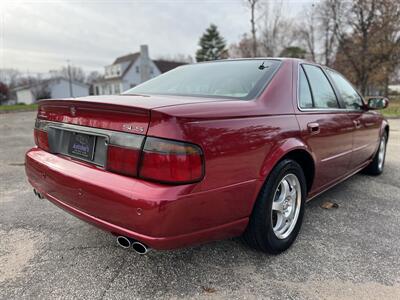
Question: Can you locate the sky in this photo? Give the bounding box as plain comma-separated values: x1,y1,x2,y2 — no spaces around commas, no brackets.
0,0,312,74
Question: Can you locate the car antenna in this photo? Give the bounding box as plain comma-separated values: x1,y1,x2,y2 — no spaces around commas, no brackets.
258,61,267,70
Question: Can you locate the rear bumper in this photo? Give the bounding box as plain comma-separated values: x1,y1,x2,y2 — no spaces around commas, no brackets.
25,148,253,250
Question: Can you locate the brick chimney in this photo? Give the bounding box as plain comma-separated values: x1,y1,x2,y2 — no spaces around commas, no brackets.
140,45,150,83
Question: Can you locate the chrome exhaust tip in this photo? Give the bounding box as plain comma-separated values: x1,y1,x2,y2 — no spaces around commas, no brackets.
116,236,132,249
132,241,150,255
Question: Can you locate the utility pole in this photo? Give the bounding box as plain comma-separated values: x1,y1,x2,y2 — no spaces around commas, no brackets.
67,60,73,97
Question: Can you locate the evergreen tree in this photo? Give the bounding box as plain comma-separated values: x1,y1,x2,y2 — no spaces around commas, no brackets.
196,24,227,62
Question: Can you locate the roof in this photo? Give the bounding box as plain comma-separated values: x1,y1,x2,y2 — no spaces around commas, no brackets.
112,52,140,65
13,77,89,92
153,60,186,73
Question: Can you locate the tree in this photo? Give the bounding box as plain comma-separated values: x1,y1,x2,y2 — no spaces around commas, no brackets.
195,24,228,62
0,69,21,89
245,0,261,57
298,4,317,62
298,0,344,65
259,1,296,57
332,0,400,94
0,82,9,104
156,54,194,63
229,34,254,58
49,65,86,83
280,46,307,58
86,71,102,84
318,0,344,66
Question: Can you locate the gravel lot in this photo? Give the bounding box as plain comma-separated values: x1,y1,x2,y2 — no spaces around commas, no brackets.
1,111,399,300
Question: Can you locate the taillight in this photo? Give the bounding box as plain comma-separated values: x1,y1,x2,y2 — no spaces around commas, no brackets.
139,137,204,184
106,145,141,177
34,119,50,151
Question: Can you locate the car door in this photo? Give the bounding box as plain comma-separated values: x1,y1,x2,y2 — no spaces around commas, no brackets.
295,64,354,192
325,69,381,170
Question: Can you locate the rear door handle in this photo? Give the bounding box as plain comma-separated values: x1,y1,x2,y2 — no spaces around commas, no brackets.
307,122,320,135
353,120,361,129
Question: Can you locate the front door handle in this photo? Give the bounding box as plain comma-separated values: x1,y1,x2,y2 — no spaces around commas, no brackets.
307,122,320,135
353,120,361,129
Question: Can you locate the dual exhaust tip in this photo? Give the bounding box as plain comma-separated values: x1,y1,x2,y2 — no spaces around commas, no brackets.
116,236,150,255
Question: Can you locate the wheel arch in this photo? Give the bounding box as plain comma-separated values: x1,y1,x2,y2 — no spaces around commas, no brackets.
381,119,389,139
259,139,316,195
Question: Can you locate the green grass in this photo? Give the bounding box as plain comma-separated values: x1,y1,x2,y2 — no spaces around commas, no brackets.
383,96,400,117
0,103,38,112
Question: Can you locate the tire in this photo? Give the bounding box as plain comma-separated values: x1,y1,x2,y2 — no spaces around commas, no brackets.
243,159,306,254
364,132,388,176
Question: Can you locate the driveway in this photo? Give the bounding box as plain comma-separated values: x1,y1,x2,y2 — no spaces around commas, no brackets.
1,111,399,299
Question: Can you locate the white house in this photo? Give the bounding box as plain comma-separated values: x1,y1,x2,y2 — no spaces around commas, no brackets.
15,78,89,104
93,45,186,95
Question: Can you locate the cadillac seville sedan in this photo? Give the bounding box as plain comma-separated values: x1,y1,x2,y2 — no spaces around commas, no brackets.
25,58,389,254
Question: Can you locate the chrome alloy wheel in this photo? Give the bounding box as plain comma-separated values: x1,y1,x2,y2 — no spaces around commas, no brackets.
378,135,386,171
271,174,302,239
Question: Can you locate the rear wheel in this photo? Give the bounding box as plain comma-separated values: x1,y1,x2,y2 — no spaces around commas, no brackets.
243,159,306,254
364,132,387,175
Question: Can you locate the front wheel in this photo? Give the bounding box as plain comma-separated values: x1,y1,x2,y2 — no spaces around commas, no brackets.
364,132,388,175
243,159,306,254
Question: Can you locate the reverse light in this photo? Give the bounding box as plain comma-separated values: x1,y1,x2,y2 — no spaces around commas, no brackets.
139,137,204,184
106,145,141,177
34,119,50,151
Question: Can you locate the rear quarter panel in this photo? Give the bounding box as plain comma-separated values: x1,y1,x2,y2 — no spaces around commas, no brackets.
148,60,306,218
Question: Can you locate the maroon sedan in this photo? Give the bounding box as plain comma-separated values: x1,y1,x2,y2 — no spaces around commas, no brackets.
26,58,389,254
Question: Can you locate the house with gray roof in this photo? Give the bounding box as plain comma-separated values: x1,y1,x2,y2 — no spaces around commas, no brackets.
93,45,186,95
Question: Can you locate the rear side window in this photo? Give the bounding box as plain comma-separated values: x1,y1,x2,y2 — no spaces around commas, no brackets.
302,65,339,108
299,66,313,108
326,70,364,110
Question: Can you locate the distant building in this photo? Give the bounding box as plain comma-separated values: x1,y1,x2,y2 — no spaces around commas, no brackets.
388,84,400,94
15,77,89,104
93,45,186,95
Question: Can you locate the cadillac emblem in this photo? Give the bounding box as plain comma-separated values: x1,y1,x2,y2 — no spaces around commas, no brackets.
70,106,77,116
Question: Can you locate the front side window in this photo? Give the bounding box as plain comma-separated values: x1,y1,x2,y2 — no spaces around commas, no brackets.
123,60,280,100
302,64,339,108
326,70,364,110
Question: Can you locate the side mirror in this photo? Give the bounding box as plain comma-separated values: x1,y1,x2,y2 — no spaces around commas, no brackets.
366,96,389,110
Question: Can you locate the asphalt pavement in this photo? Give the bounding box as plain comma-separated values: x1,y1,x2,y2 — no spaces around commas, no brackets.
1,111,399,299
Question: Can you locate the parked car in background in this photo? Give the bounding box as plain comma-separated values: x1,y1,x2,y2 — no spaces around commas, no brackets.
25,58,389,254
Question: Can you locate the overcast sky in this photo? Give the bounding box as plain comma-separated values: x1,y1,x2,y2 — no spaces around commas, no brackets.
1,0,312,74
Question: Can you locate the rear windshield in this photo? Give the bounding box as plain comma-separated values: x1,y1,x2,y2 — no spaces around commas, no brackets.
123,59,280,100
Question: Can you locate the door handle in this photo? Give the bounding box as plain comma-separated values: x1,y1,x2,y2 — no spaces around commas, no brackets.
307,122,320,135
353,120,361,129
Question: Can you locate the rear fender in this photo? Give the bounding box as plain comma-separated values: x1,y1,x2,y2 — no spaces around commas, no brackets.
259,137,315,183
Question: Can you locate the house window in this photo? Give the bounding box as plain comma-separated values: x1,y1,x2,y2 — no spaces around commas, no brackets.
136,66,140,73
95,86,99,95
114,83,120,94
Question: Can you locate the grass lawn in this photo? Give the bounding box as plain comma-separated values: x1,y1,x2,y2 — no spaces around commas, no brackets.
383,96,400,118
0,104,38,112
